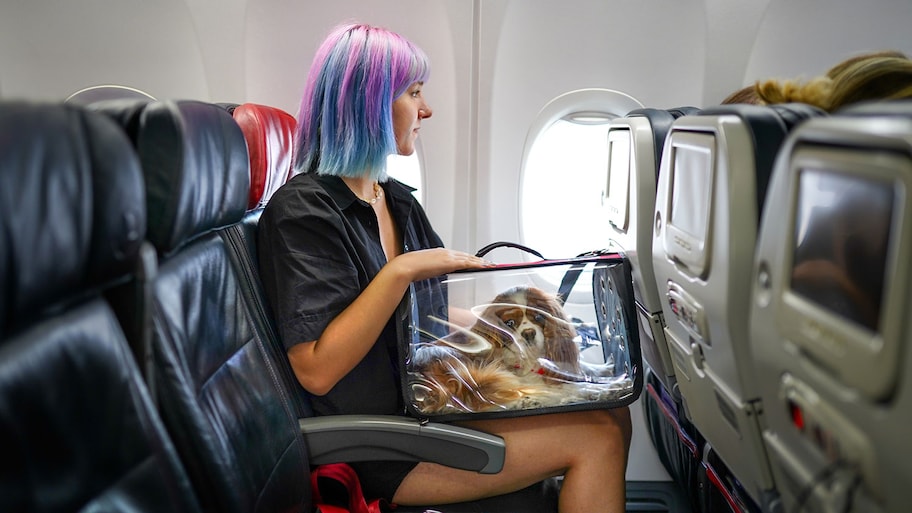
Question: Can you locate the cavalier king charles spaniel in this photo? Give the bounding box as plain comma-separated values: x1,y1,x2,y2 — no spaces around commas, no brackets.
410,285,585,414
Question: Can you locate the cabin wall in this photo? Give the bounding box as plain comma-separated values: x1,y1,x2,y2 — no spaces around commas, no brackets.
4,0,912,250
743,0,912,90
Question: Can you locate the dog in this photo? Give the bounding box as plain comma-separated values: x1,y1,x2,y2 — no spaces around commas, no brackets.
409,286,584,414
468,286,582,378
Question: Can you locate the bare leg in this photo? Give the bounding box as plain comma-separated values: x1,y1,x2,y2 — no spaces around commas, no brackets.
393,407,632,513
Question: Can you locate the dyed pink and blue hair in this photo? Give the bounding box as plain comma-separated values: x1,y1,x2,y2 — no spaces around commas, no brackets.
295,23,430,181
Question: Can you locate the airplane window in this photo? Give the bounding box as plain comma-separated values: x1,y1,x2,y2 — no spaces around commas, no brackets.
387,146,424,205
520,89,643,263
522,115,611,259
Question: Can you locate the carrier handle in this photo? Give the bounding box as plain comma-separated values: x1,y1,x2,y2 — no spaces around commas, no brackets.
474,241,544,260
475,242,615,305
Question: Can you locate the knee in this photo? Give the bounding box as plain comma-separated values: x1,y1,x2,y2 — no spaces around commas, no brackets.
576,407,632,457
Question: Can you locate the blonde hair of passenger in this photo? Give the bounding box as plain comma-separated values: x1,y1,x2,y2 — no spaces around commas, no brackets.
754,51,912,112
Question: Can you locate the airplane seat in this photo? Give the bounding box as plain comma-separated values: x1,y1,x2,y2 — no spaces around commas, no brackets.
0,100,201,512
642,370,703,513
91,98,557,513
605,106,703,513
651,102,826,511
220,102,298,369
606,106,701,398
91,98,314,512
750,99,912,513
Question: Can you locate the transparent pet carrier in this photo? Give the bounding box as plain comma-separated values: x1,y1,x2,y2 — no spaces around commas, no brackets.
397,246,642,421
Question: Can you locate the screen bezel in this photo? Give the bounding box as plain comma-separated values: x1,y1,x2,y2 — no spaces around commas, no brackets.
776,144,910,401
662,131,715,278
605,128,632,232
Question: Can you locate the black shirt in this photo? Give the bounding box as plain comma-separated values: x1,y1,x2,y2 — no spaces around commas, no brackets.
257,172,446,416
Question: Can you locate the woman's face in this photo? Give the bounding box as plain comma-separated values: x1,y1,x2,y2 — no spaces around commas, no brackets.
392,82,433,156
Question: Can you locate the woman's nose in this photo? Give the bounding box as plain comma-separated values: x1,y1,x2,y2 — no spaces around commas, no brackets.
419,104,433,119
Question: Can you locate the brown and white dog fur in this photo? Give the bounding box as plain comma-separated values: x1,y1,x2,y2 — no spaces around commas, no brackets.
411,286,582,414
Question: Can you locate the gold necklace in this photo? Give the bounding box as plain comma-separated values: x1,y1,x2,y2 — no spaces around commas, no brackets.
356,182,383,205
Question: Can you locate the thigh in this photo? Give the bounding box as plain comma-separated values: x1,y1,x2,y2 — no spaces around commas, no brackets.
392,408,630,506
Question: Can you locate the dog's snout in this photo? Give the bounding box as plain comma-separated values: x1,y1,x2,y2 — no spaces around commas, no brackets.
521,328,536,342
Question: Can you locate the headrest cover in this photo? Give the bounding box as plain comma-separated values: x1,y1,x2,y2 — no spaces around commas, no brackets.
97,100,250,255
836,98,912,118
233,103,296,210
0,101,145,337
667,106,701,118
627,107,701,178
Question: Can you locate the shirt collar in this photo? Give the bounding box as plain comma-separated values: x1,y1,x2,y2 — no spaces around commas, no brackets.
315,174,357,209
315,173,418,215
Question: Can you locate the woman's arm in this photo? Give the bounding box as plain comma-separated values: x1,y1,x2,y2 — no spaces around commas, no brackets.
288,248,490,395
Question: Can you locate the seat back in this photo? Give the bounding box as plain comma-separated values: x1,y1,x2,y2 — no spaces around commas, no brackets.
605,107,706,513
604,106,700,398
225,101,306,415
226,102,297,325
750,100,912,513
92,99,312,513
651,103,824,507
0,101,200,513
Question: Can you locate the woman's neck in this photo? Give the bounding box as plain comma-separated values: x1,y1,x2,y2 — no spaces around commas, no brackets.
342,176,382,205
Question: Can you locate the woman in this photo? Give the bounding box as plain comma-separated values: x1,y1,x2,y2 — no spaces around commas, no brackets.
258,22,631,512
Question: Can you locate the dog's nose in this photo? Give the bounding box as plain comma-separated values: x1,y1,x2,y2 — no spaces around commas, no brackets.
521,328,536,342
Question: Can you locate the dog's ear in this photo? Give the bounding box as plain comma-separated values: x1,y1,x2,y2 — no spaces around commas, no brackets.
545,325,581,369
534,288,567,319
437,326,495,355
473,304,519,348
471,315,513,349
531,291,582,371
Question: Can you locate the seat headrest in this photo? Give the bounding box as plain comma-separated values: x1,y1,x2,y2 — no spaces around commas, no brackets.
92,100,250,255
0,101,145,338
667,106,701,118
835,98,912,118
232,103,296,210
696,103,826,222
216,102,240,115
626,107,701,178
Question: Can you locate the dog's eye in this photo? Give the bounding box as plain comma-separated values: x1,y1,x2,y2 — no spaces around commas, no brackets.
533,313,545,323
503,319,516,328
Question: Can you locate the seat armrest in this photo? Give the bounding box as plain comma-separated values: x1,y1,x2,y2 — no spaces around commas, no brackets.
299,415,505,474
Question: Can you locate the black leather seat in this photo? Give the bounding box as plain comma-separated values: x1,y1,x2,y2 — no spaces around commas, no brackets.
0,100,202,513
94,99,314,513
222,102,298,353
